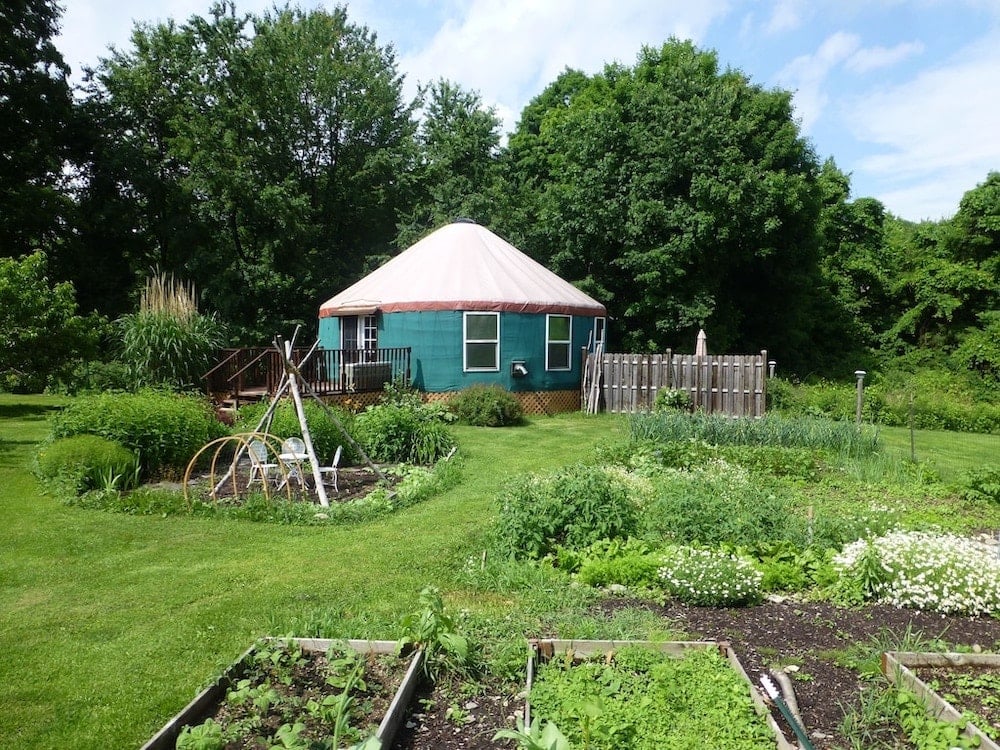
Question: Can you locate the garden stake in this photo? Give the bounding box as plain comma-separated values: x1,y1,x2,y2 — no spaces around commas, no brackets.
761,675,816,750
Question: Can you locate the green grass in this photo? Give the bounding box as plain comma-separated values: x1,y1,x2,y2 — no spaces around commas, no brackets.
0,402,622,749
2,396,998,748
878,425,1000,480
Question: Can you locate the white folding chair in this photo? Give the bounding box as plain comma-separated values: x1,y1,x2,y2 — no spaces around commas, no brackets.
247,439,278,488
318,445,343,492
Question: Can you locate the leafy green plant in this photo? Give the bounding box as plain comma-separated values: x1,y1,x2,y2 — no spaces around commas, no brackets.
896,689,980,749
0,251,102,393
354,402,456,464
450,383,524,426
529,646,776,749
176,718,224,750
958,467,1000,504
493,465,640,559
47,389,227,478
494,716,570,750
398,586,471,679
34,434,140,495
652,388,690,412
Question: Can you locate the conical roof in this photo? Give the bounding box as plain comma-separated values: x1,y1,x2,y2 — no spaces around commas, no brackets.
319,221,606,318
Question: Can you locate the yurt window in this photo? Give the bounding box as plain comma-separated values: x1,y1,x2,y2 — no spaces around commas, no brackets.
547,314,572,371
464,312,499,371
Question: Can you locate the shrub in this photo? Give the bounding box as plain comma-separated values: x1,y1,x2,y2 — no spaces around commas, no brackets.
0,251,102,393
652,388,690,412
644,463,801,548
234,399,355,465
35,435,140,494
450,384,523,426
354,402,455,464
49,389,227,478
958,467,1000,504
493,465,640,559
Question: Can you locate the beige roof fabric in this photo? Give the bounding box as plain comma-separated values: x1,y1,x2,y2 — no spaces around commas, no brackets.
319,221,607,318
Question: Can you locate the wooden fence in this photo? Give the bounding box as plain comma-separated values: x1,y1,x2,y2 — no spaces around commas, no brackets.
582,349,768,417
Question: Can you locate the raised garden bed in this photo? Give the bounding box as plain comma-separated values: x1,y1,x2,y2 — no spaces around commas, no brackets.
142,638,423,750
526,639,795,750
882,651,1000,749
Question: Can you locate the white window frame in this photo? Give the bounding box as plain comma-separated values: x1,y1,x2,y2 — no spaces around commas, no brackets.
546,314,572,371
593,316,606,349
463,312,500,372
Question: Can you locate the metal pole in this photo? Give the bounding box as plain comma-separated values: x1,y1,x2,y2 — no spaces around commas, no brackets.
854,370,867,426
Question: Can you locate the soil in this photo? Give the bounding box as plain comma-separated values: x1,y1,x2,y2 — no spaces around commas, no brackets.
199,463,393,504
392,675,520,750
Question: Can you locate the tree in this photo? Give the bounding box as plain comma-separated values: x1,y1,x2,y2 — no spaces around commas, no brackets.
0,0,76,258
395,79,503,248
0,252,101,392
76,3,416,340
502,41,830,371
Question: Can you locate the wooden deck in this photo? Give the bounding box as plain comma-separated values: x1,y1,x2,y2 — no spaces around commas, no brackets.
203,347,411,406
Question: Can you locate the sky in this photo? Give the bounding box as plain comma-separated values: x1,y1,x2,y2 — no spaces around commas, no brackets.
54,0,1000,222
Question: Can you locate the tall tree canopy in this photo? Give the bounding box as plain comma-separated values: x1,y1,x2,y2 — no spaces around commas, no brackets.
0,0,76,257
75,2,416,339
395,79,503,248
502,41,829,370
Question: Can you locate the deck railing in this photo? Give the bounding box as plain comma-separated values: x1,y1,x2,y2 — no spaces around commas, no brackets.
203,347,411,400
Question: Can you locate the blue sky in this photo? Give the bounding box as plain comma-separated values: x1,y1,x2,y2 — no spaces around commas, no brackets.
55,0,1000,222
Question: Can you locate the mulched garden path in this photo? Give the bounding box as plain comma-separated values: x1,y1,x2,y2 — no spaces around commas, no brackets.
594,597,1000,749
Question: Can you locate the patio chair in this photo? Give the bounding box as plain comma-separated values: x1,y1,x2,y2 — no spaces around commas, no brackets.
317,445,343,492
247,439,278,487
277,437,308,489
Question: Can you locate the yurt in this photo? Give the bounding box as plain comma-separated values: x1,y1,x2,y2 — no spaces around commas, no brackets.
318,220,607,413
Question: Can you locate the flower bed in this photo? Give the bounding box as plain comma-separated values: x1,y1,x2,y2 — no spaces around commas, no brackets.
142,638,423,750
524,639,794,750
882,651,1000,750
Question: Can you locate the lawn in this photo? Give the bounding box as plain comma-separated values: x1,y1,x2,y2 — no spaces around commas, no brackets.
2,395,998,749
0,396,620,749
878,424,1000,480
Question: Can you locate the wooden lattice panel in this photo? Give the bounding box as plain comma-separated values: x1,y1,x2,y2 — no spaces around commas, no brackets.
326,389,582,416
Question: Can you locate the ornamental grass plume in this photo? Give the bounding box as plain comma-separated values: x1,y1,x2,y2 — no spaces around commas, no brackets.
833,530,1000,616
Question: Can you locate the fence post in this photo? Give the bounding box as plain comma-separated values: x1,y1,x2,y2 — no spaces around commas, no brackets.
854,370,867,426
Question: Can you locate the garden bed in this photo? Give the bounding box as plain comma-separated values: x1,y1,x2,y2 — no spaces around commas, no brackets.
526,638,794,750
597,597,1000,749
391,673,520,749
883,651,1000,749
142,638,423,750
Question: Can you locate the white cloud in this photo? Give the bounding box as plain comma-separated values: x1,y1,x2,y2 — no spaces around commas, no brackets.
776,31,860,130
398,0,732,133
847,31,1000,219
763,0,806,35
845,40,924,73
